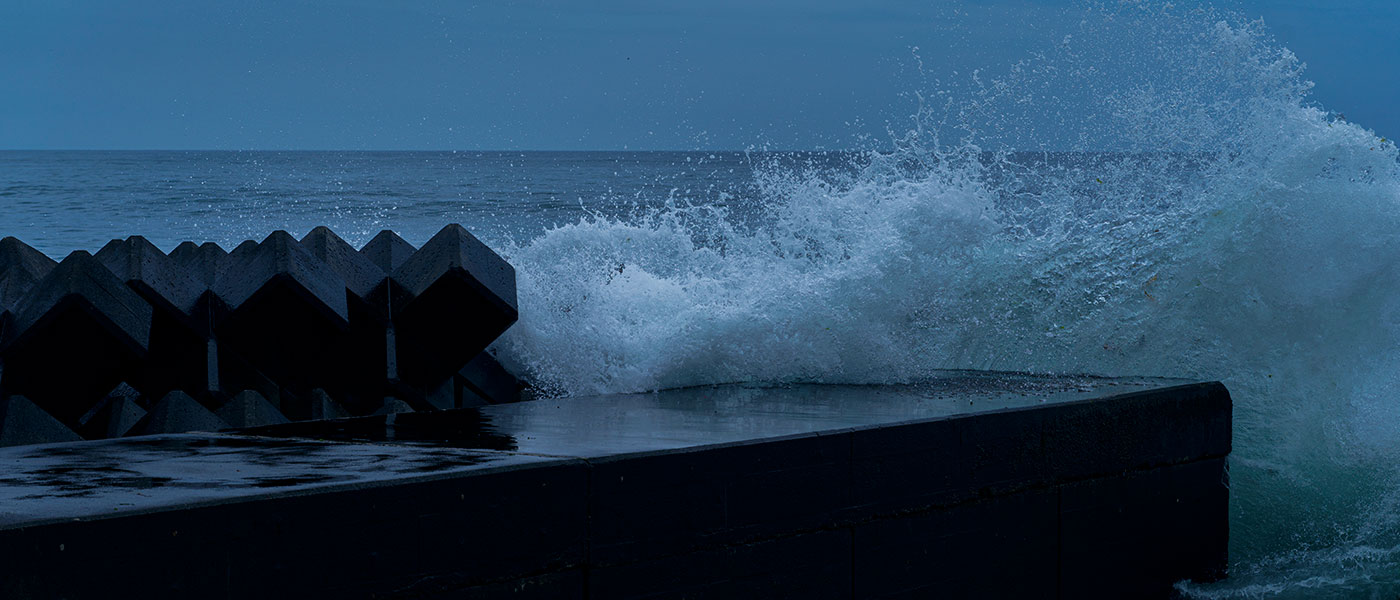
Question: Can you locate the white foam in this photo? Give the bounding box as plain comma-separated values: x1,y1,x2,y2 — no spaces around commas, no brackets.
498,5,1400,596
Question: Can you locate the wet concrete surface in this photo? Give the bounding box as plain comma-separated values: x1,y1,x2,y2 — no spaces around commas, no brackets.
0,433,548,528
0,371,1191,530
0,371,1230,598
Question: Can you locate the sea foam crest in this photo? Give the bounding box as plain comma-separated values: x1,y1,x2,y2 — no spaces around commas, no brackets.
501,5,1399,597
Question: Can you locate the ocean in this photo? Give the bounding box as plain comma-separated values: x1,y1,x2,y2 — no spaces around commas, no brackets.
4,5,1399,598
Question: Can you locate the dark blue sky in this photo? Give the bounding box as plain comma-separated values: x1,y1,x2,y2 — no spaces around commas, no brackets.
1,0,1395,150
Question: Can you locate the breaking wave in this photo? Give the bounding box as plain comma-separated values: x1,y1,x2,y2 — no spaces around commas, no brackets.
500,4,1400,597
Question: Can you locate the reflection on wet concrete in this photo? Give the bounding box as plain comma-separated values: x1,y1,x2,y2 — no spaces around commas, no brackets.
240,372,1175,459
0,433,545,527
0,371,1184,529
238,407,518,451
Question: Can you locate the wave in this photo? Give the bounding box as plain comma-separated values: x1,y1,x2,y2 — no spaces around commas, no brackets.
498,3,1400,596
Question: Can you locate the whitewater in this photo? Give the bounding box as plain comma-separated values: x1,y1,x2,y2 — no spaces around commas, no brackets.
498,6,1400,598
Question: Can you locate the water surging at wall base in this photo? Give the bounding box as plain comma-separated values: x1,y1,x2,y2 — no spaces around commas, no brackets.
499,4,1400,597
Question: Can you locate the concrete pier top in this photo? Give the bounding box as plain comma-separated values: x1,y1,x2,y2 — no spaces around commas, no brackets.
0,372,1219,529
246,371,1202,455
0,372,1231,599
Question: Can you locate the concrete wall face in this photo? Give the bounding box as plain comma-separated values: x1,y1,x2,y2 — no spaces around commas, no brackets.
0,378,1231,599
0,226,522,446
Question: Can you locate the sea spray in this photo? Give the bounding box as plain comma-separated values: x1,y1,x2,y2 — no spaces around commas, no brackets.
499,4,1400,596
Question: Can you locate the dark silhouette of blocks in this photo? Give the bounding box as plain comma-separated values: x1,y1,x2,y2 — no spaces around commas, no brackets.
360,230,417,320
169,241,227,286
76,383,147,440
0,251,152,424
301,227,385,300
95,236,203,315
361,229,417,275
302,227,395,409
96,236,211,398
168,241,230,346
132,391,229,435
392,224,518,389
308,389,351,421
459,351,520,406
372,397,415,415
212,231,350,395
0,395,82,447
216,390,289,428
0,237,57,346
0,225,523,445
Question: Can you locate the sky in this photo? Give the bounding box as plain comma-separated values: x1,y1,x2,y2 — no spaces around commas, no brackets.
0,0,1395,150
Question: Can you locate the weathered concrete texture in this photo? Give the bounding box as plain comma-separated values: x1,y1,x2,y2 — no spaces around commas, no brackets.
0,226,517,439
216,390,289,429
303,227,397,408
0,238,57,340
97,236,214,398
95,236,203,316
360,230,417,320
212,231,351,395
392,224,518,388
301,227,386,301
361,229,418,275
0,395,81,447
307,389,352,421
0,252,153,424
75,383,146,440
457,351,520,406
0,374,1231,599
132,391,229,436
372,397,415,415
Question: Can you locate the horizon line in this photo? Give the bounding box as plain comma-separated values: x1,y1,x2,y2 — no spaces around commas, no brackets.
0,148,864,153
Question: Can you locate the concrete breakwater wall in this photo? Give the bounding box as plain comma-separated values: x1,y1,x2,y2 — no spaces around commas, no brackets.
0,375,1230,598
0,225,520,446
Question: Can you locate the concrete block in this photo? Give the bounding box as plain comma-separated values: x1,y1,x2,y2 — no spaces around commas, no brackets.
302,227,407,411
0,238,56,348
589,529,851,600
0,395,82,447
457,351,519,406
360,229,417,275
133,391,230,435
211,231,351,393
360,230,417,321
587,433,849,566
213,230,349,324
0,236,57,315
76,382,147,439
1043,382,1232,480
372,397,415,416
853,488,1059,599
217,390,290,428
1058,458,1229,595
0,251,153,423
392,224,518,387
97,236,215,398
168,242,227,287
309,389,352,421
95,236,204,315
849,419,964,517
301,226,387,300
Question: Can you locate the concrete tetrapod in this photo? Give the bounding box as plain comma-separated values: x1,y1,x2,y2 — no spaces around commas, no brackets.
211,231,350,406
0,395,81,447
302,227,396,412
0,237,57,348
392,224,518,392
96,236,211,398
0,251,153,425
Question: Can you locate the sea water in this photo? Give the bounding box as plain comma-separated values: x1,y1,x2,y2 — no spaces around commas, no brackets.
2,4,1398,597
